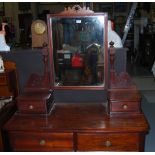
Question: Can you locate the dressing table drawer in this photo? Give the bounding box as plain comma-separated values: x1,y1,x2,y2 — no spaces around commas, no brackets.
17,101,47,113
17,92,53,114
9,132,73,151
77,133,139,151
110,101,140,113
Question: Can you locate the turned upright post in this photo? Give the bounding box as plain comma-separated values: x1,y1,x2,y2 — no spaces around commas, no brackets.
42,43,49,86
109,41,118,86
109,41,115,71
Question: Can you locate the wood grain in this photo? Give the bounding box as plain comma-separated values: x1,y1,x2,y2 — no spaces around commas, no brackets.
10,132,73,152
3,103,149,151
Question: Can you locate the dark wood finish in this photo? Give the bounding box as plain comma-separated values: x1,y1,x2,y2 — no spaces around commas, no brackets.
0,70,17,97
0,60,19,97
2,7,149,152
0,61,19,151
24,73,50,92
108,44,142,115
108,89,141,101
3,103,148,151
17,92,54,114
108,89,142,114
9,132,73,152
77,133,140,151
0,74,7,85
110,101,140,112
2,34,149,153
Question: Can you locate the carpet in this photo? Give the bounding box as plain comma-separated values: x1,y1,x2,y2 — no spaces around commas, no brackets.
132,77,155,103
133,77,155,151
133,76,155,91
141,90,155,103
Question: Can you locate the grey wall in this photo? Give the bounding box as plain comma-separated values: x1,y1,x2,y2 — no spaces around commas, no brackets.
1,49,44,93
1,47,127,102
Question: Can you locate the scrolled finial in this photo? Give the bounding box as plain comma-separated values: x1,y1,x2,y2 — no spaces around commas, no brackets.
109,41,114,47
73,5,81,12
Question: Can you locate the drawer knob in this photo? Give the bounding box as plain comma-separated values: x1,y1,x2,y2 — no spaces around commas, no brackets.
105,140,112,147
29,105,34,110
40,139,46,146
123,104,128,110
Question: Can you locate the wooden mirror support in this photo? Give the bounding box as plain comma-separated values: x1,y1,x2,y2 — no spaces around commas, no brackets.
109,42,137,89
47,5,108,90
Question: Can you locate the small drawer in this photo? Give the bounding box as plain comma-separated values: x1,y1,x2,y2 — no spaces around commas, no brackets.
9,132,73,151
17,92,54,114
110,101,140,112
77,133,139,151
17,101,47,114
0,75,7,85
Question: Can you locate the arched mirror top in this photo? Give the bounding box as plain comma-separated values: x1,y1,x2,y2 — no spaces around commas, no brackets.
47,5,108,90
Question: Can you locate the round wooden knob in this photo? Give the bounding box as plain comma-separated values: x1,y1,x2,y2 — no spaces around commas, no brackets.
123,104,128,110
29,105,34,110
40,139,46,146
105,140,112,147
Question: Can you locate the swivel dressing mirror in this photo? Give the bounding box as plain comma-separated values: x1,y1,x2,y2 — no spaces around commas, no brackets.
48,5,108,90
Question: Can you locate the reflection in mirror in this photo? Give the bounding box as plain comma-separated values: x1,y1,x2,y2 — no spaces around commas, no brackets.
51,16,105,87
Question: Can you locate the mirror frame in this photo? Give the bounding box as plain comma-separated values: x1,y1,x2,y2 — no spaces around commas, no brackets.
47,6,108,90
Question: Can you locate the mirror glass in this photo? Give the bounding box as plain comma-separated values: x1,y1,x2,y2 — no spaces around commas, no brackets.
50,16,106,87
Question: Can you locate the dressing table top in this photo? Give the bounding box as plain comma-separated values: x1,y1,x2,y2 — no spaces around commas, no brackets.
4,102,148,133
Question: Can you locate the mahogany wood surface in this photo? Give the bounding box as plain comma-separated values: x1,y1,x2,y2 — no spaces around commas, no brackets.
0,71,15,97
9,132,73,152
77,133,141,151
2,7,149,152
108,89,141,101
17,92,54,114
110,101,140,112
108,89,142,115
4,103,148,132
0,61,19,151
3,102,149,151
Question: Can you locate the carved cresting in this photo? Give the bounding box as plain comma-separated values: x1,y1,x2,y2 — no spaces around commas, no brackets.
59,5,94,15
